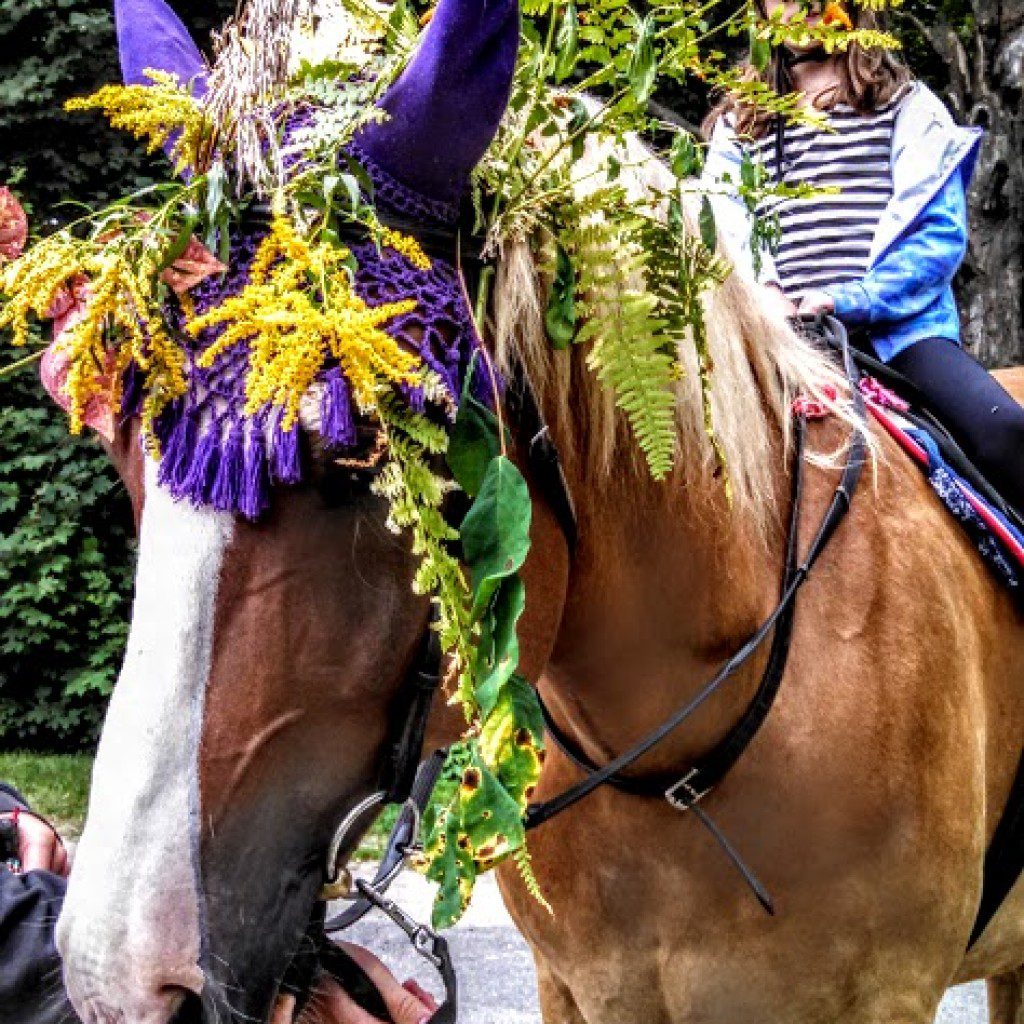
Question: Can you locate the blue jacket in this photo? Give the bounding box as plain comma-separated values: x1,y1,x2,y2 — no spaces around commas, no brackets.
703,83,983,362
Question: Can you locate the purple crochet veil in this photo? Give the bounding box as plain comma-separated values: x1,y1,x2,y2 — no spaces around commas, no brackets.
132,199,491,522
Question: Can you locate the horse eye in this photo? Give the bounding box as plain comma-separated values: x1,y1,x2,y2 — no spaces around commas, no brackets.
317,426,387,505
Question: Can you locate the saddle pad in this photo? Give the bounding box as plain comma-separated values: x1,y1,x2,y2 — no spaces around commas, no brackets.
867,396,1024,593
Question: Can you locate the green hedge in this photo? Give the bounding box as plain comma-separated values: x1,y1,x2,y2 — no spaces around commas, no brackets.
0,332,135,748
0,1,234,750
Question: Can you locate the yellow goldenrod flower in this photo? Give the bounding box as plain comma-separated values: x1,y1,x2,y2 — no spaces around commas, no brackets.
0,228,187,435
188,216,423,430
65,70,213,175
380,228,432,272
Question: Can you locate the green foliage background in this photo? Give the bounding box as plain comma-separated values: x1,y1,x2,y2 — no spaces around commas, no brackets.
0,0,951,751
0,0,235,750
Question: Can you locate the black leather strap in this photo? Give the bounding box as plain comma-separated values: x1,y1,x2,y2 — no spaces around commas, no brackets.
525,316,867,831
381,614,444,805
325,752,447,934
507,364,579,557
533,416,806,811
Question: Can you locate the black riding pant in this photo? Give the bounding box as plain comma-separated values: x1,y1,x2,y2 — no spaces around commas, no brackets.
887,336,1024,516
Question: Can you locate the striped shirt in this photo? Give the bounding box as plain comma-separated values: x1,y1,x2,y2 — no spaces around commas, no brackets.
751,96,903,302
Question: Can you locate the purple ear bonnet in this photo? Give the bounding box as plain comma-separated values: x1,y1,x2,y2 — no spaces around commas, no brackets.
354,0,520,222
109,0,513,518
114,0,519,217
115,0,208,95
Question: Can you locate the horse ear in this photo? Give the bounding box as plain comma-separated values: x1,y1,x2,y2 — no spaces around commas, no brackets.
114,0,208,96
354,0,519,215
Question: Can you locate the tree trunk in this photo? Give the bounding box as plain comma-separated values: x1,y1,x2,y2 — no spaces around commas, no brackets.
911,1,1024,367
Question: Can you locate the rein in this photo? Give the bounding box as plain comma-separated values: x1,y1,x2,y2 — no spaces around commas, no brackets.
524,316,867,910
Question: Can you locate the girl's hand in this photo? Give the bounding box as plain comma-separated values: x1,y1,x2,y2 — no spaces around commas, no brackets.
797,291,836,317
0,810,69,876
761,283,798,320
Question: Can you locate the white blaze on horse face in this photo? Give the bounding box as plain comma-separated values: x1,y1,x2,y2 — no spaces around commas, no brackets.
58,458,234,1022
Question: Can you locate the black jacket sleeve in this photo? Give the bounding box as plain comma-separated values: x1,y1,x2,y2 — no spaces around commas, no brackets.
0,787,79,1024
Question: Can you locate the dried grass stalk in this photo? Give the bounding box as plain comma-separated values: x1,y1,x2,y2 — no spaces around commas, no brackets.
204,0,312,194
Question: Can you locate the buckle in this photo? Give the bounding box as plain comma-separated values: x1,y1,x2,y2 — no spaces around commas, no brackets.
664,769,709,812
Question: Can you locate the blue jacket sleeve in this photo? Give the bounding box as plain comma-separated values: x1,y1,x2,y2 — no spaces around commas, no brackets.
826,170,968,326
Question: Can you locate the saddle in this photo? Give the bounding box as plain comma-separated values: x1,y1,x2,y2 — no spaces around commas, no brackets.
813,329,1024,593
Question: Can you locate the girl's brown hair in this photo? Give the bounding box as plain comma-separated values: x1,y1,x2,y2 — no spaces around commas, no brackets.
701,3,911,140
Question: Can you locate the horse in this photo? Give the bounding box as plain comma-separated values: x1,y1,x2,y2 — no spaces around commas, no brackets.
51,1,1024,1022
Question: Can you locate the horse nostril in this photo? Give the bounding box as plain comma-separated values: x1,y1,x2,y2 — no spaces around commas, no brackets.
167,989,205,1024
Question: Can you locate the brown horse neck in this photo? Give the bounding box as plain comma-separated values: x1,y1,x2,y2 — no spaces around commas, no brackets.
533,433,794,779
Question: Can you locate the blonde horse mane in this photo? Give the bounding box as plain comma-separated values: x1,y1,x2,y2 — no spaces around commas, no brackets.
492,123,859,540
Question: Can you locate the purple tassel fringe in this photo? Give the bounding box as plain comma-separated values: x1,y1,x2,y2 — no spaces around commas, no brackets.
270,414,303,485
180,426,221,504
239,432,269,521
321,369,357,448
210,422,244,512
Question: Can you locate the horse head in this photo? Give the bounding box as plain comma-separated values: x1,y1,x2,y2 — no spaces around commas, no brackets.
52,4,569,1023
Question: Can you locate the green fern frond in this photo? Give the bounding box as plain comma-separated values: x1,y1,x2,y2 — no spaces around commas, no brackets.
555,194,680,480
513,843,552,916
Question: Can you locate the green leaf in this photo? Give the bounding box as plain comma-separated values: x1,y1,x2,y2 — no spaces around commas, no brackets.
460,456,532,618
158,213,198,272
545,244,576,349
670,133,701,179
474,576,526,718
388,0,420,42
740,150,758,191
566,96,590,164
459,752,525,851
627,15,658,105
479,673,545,794
204,161,226,244
553,1,579,82
447,393,501,498
750,26,771,71
428,811,475,930
699,195,717,254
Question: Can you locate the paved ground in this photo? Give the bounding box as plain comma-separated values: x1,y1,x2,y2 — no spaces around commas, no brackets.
335,867,989,1023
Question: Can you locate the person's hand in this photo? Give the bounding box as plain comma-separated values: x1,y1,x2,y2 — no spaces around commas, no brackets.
273,942,438,1024
1,810,69,876
797,290,836,317
761,282,797,319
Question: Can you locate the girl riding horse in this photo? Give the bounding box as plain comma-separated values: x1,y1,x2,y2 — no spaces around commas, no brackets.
703,0,1024,517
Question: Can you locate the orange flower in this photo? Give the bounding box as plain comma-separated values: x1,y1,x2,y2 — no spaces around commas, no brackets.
822,1,853,31
0,186,28,262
